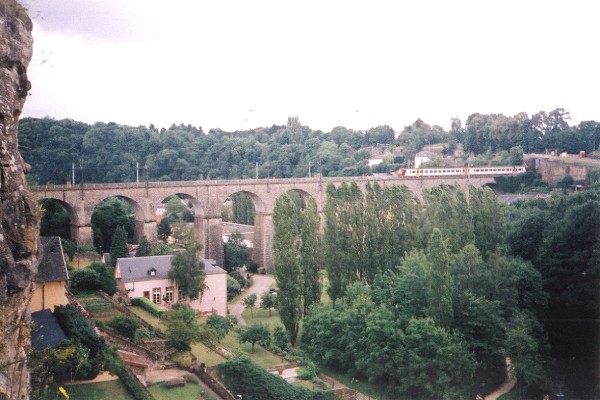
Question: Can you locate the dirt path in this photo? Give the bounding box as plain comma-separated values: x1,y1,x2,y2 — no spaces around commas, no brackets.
484,357,517,400
228,274,275,326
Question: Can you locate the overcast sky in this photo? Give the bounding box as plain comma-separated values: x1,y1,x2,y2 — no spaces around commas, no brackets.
20,0,600,132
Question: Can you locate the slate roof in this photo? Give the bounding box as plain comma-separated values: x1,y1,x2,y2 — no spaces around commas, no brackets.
31,309,67,350
117,255,225,283
37,236,69,283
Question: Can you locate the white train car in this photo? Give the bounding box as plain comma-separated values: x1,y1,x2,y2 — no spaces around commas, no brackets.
398,165,526,177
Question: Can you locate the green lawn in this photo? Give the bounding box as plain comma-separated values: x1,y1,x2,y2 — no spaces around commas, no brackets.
128,305,165,331
191,342,229,366
37,380,133,400
148,381,203,400
242,306,281,329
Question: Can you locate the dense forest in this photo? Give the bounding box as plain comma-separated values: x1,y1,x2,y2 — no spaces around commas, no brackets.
18,107,600,185
270,182,599,398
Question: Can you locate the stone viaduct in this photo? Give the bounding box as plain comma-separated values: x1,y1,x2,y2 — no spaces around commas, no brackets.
31,175,496,270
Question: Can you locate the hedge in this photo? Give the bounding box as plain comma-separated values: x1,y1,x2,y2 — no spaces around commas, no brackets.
217,357,333,400
131,297,164,318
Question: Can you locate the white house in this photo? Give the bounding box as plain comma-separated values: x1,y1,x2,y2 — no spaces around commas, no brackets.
414,151,433,168
115,255,227,316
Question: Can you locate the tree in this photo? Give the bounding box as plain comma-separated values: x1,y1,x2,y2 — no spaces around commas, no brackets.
205,313,231,343
396,318,475,399
231,192,254,225
91,197,136,254
135,235,152,257
152,242,173,256
272,192,303,345
242,293,257,318
425,229,453,328
224,231,251,272
272,325,289,351
237,323,270,353
504,311,547,396
162,303,202,351
109,225,129,266
299,197,321,315
260,292,276,316
168,238,205,299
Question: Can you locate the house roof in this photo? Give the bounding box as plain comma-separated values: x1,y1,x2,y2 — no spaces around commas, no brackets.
117,255,225,283
37,236,69,283
31,309,67,350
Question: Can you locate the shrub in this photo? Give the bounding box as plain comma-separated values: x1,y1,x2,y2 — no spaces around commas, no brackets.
53,304,105,380
131,297,164,317
217,357,333,400
227,276,241,300
247,260,259,273
229,270,247,287
106,315,140,341
134,328,158,343
69,262,117,295
104,347,151,400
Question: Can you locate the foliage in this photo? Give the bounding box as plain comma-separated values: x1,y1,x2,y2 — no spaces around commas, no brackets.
40,199,71,239
130,297,164,318
152,242,173,256
224,231,252,272
272,192,303,345
69,261,116,295
242,293,257,317
135,235,152,257
106,315,140,341
53,304,106,380
91,197,136,254
162,303,202,351
229,269,247,287
205,313,231,343
217,357,332,400
272,325,289,351
103,346,152,400
109,225,129,266
168,238,205,299
237,323,270,352
227,275,241,300
230,192,255,225
260,292,276,316
29,340,90,387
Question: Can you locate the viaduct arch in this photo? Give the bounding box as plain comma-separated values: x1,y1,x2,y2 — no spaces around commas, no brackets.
31,175,495,270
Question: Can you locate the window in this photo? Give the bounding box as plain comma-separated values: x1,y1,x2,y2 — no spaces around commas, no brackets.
178,289,184,301
153,288,161,304
165,286,174,302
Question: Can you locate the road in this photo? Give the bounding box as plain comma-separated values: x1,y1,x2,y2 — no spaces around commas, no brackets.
228,273,275,326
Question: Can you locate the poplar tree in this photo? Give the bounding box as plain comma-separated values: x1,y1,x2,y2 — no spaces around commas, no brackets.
426,229,453,328
469,186,506,258
272,192,302,345
300,197,321,315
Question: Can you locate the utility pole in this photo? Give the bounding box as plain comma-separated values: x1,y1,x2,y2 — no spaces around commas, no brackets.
256,162,258,179
308,160,311,178
72,163,75,185
136,162,139,183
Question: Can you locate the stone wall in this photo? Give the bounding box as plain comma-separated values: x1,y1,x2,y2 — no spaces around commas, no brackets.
0,1,37,398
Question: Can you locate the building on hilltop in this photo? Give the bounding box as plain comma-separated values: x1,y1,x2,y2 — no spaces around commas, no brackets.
114,255,227,316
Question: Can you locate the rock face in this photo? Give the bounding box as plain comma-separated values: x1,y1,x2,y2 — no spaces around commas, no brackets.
0,1,38,399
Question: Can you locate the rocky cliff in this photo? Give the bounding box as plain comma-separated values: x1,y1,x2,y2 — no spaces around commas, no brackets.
0,1,38,399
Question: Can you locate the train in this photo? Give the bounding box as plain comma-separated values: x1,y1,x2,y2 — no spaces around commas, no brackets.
398,165,527,177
